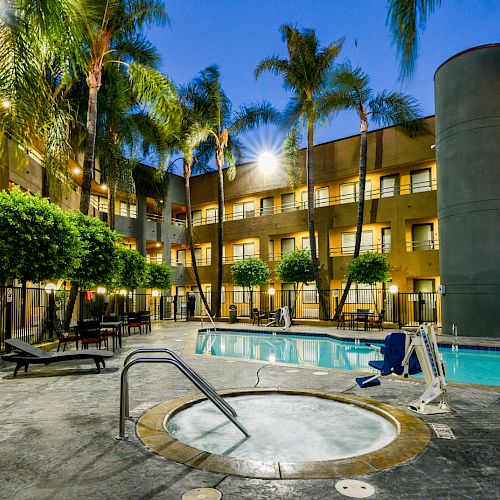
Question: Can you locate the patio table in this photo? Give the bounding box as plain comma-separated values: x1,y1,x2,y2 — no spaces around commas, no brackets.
342,312,375,330
100,321,123,350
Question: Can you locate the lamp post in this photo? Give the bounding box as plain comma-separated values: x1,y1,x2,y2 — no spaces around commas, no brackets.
44,283,57,339
268,286,275,314
389,285,399,327
152,290,159,320
96,286,106,321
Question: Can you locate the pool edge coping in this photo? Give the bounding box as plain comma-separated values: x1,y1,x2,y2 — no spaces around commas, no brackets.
136,388,431,480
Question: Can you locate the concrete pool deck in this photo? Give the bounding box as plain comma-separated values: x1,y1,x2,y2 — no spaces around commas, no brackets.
1,322,499,499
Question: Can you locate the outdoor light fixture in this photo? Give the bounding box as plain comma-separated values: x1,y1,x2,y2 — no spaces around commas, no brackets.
119,289,127,296
268,353,276,363
156,242,161,247
73,167,81,175
389,285,398,294
258,152,277,172
44,283,57,294
152,290,159,297
101,184,107,190
268,287,275,296
96,286,106,294
2,99,11,108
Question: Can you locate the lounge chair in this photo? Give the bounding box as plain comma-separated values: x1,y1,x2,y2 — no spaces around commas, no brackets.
1,339,114,376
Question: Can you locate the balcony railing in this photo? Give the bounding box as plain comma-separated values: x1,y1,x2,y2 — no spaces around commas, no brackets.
171,218,186,227
269,249,319,261
406,239,439,251
330,243,389,257
174,258,212,267
190,180,437,227
147,256,163,264
146,213,164,223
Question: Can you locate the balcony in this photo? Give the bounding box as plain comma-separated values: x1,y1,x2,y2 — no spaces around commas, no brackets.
406,239,439,252
191,180,437,227
329,243,389,257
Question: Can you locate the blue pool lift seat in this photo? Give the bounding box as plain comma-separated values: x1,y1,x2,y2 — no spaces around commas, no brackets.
356,332,421,388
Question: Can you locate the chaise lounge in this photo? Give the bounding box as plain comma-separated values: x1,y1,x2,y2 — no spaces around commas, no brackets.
1,339,114,376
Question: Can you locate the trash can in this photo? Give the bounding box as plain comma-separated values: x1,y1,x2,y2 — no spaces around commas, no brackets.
229,304,237,323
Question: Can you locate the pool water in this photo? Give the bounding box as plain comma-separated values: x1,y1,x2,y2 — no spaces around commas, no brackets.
166,394,397,461
196,330,500,386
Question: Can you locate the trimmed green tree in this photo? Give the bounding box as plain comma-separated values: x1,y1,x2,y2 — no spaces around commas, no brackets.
144,262,173,291
231,257,271,317
0,187,79,283
344,252,391,314
63,211,120,328
276,249,315,314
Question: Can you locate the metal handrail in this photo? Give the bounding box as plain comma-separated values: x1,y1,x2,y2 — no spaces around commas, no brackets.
123,348,233,416
117,356,250,439
200,305,217,332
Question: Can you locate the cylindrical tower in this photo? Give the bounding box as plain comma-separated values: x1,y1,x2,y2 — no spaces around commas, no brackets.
434,44,500,337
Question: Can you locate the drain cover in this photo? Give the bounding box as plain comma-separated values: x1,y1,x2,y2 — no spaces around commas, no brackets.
430,423,455,439
335,479,375,498
182,488,222,500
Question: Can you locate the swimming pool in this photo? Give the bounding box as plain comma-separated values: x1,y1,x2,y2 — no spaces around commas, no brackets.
196,329,500,386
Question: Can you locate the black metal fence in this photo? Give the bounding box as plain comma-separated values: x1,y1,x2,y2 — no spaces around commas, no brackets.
0,285,441,353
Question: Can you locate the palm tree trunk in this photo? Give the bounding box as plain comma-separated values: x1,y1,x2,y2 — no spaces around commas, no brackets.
306,117,327,319
215,159,224,317
108,185,116,230
335,118,369,319
184,161,212,316
80,81,100,215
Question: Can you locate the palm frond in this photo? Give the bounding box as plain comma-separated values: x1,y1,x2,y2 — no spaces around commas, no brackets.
387,0,441,79
114,33,161,67
255,56,290,80
230,102,279,134
282,125,303,189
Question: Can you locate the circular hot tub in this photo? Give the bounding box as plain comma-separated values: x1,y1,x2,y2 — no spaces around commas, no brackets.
136,388,430,479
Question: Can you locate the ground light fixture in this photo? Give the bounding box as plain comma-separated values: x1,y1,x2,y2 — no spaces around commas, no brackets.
258,152,277,172
389,285,398,294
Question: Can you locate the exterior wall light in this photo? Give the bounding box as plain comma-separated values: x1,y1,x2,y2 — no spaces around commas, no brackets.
73,167,81,175
44,283,57,294
96,286,106,294
2,99,11,108
389,285,398,294
152,290,159,297
119,289,127,296
268,287,275,296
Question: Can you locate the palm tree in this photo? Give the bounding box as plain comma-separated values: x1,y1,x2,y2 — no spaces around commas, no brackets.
0,0,91,183
318,63,424,317
256,24,343,319
387,0,441,79
183,66,278,317
78,0,178,215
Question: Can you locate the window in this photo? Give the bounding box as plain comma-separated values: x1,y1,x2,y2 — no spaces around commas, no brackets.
341,231,373,255
192,210,202,226
176,286,186,297
260,197,274,216
316,186,329,207
339,181,372,204
176,249,186,266
301,236,318,256
269,239,275,261
119,201,137,218
281,238,295,256
301,191,308,209
411,169,432,193
341,282,373,304
412,223,434,251
206,208,217,224
382,228,391,253
233,201,255,220
233,242,255,261
302,283,318,304
91,195,108,213
380,175,400,198
233,286,248,304
281,193,295,212
206,247,212,265
193,248,202,264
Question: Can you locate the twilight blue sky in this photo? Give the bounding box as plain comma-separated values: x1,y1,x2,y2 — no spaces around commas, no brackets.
146,0,500,166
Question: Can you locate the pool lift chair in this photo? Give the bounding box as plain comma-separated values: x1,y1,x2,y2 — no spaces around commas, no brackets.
265,306,292,330
356,324,453,415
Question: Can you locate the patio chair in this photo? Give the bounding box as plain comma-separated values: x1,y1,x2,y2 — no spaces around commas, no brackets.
56,326,79,352
1,338,113,376
338,313,348,329
138,311,152,333
368,309,385,331
78,320,105,350
127,313,144,335
251,308,266,326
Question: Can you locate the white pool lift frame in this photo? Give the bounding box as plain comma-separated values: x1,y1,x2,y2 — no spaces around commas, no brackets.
402,323,453,415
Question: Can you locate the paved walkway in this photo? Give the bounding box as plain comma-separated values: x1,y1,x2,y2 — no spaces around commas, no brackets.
0,322,499,499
